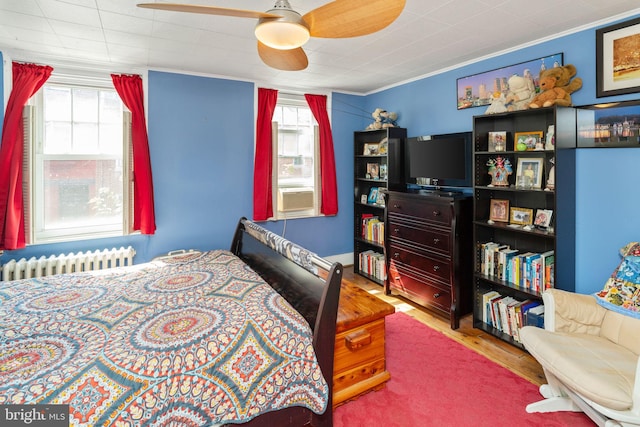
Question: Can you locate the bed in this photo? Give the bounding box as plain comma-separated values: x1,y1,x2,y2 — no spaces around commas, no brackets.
0,217,343,427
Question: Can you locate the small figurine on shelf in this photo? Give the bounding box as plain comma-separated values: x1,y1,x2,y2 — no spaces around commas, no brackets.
486,156,512,187
545,157,555,191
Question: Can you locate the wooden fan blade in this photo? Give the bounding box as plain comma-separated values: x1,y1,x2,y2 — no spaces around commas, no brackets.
257,42,308,71
137,3,281,19
303,0,405,38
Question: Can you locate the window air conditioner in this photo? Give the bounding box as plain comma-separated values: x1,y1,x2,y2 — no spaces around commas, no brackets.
278,188,314,212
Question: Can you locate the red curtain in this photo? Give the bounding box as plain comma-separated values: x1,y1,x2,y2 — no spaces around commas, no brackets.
253,88,278,221
111,74,156,235
305,94,338,215
0,62,53,250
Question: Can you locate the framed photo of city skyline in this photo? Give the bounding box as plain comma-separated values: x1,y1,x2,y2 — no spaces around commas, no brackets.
596,16,640,98
456,53,563,110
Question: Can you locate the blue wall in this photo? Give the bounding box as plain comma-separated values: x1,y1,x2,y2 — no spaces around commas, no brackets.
2,13,640,294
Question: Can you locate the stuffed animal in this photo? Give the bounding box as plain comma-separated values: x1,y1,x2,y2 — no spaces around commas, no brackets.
379,110,398,128
529,64,582,108
504,75,535,111
367,108,398,130
485,91,507,114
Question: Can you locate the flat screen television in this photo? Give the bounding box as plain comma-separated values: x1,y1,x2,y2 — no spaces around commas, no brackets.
406,131,472,190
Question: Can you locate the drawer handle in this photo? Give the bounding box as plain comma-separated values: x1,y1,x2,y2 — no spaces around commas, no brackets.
432,210,441,217
345,329,372,351
393,204,401,209
434,293,441,298
433,238,440,244
394,228,400,233
394,276,400,282
433,265,440,272
394,252,400,258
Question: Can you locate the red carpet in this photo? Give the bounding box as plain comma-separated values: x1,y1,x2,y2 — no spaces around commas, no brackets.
334,312,594,427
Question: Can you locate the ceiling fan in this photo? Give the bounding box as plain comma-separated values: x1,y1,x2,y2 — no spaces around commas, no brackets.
137,0,406,71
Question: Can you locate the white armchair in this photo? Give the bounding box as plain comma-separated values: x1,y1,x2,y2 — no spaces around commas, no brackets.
520,288,640,427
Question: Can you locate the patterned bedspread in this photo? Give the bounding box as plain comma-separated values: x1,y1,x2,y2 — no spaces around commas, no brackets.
0,250,328,426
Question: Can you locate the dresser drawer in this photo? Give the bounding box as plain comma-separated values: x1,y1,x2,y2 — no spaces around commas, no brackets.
387,196,452,227
388,220,451,256
388,243,451,283
388,262,452,314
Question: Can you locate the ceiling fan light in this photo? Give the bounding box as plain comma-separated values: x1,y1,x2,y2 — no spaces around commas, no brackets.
255,10,310,50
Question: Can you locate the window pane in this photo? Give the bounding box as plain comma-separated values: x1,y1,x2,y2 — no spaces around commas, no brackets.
73,88,98,123
44,87,71,122
42,159,122,230
100,123,123,155
100,91,122,123
44,122,72,154
281,106,298,126
73,123,99,153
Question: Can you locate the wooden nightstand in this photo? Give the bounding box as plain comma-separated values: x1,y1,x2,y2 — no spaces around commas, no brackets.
333,280,395,406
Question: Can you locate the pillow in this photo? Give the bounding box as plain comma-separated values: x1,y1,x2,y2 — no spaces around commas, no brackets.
593,242,640,319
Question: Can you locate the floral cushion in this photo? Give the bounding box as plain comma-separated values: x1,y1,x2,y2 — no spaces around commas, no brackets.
594,242,640,319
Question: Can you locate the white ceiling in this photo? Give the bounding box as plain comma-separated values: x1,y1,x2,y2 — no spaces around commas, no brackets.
1,0,639,94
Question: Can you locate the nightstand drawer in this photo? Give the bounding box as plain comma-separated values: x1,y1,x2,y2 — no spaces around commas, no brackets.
388,220,451,255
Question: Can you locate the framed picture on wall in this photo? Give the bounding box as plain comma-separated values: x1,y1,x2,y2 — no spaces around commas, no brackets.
596,16,640,97
456,53,563,110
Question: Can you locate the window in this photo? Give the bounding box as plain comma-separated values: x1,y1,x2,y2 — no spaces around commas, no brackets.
272,94,320,219
25,76,132,244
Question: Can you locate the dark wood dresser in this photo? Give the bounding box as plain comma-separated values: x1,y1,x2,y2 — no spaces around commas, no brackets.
384,190,472,329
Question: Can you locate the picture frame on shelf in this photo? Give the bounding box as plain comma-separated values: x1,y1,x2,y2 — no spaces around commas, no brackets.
360,194,368,204
488,131,507,152
515,131,544,151
367,163,380,179
545,125,555,150
534,209,553,229
375,187,386,206
489,199,510,222
596,16,640,98
516,157,544,189
367,187,379,204
510,207,534,226
379,163,388,180
363,143,380,155
378,137,388,155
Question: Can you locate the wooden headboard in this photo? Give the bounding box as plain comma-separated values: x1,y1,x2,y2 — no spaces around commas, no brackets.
229,218,342,427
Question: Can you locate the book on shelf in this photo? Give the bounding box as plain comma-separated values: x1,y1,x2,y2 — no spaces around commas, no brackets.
478,240,556,292
482,290,501,325
481,291,544,341
525,304,545,328
359,250,386,281
361,214,384,245
541,250,555,290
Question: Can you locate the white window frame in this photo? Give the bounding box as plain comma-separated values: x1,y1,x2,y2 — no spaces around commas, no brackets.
271,93,321,220
24,72,132,245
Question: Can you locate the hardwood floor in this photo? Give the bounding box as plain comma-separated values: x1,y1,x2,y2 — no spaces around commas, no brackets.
343,266,547,387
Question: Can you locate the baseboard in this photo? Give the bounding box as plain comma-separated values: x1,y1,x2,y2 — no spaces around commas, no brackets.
324,252,353,268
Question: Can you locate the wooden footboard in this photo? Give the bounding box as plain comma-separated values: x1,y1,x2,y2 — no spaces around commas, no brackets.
230,218,343,427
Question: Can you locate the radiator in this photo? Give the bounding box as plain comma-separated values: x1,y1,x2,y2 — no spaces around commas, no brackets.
1,246,136,282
